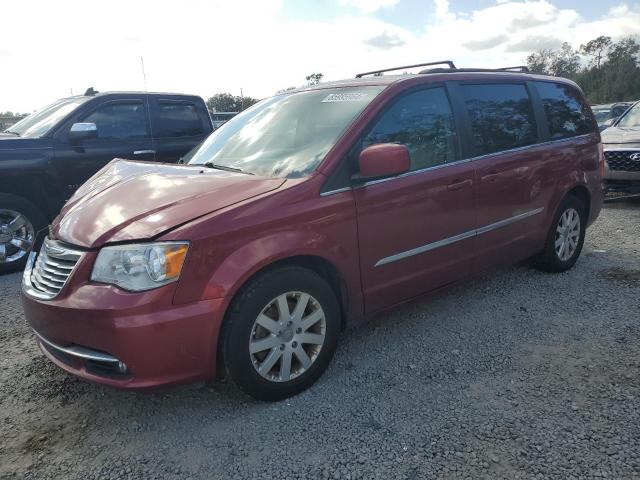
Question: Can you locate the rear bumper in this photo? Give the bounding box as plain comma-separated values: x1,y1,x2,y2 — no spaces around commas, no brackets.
22,284,225,389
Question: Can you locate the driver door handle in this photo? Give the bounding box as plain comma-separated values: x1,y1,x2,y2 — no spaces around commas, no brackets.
447,179,473,191
133,150,156,155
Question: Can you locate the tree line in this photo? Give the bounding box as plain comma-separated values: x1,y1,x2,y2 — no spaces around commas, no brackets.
526,35,640,104
205,73,325,115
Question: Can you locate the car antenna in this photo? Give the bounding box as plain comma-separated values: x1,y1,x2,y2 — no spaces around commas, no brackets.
84,87,98,96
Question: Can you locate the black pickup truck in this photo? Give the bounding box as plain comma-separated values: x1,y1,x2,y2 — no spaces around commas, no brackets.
0,90,213,272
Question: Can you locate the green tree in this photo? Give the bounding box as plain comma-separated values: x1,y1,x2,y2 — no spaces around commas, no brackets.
305,73,324,85
206,93,259,113
579,36,612,68
526,49,553,74
526,35,640,104
549,43,580,78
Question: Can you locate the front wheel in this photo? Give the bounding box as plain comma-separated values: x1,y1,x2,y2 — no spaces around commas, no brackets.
532,194,586,273
0,194,46,274
220,266,340,401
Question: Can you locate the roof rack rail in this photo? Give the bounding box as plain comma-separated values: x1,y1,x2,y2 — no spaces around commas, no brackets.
496,66,530,72
356,61,456,78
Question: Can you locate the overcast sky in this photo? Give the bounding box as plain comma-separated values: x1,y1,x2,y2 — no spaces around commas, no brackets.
1,0,639,113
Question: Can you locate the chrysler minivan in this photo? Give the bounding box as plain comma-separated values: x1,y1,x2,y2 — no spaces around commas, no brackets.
22,62,603,400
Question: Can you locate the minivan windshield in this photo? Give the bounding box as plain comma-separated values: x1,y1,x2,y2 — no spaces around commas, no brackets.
6,96,90,138
187,86,384,178
617,102,640,128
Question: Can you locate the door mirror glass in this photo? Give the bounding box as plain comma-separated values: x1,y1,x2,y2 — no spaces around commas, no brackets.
357,143,410,181
69,122,97,142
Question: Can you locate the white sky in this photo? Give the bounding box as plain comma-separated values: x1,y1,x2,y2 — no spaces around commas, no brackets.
1,0,639,113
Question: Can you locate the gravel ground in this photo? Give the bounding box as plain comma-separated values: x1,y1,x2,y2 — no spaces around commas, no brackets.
1,201,639,480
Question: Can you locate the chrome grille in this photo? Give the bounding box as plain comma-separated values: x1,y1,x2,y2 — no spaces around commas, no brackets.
23,238,83,300
605,150,640,172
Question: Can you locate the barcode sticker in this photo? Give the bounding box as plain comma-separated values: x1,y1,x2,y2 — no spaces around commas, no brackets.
321,93,368,103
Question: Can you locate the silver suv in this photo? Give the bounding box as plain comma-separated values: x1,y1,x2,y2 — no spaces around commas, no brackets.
602,101,640,195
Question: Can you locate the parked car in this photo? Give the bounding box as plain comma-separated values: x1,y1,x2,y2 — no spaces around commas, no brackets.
22,62,603,401
592,102,634,131
601,100,640,195
0,90,213,273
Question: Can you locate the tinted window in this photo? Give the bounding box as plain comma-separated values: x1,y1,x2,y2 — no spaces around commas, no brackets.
155,102,203,137
82,102,148,140
461,84,537,156
535,82,594,139
362,87,458,171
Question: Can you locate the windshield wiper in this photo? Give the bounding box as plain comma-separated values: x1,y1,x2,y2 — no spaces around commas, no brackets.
203,162,254,175
2,130,19,136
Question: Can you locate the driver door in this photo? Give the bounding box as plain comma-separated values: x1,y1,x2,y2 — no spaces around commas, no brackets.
53,97,155,200
353,86,477,313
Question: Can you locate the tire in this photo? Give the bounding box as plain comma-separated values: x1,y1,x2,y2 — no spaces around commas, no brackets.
532,194,586,273
0,193,47,275
220,266,341,401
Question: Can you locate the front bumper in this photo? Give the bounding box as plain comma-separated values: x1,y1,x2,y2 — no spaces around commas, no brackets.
22,251,226,389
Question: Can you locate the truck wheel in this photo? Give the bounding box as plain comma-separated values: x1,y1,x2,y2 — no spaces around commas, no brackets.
220,266,341,401
532,194,586,273
0,193,46,274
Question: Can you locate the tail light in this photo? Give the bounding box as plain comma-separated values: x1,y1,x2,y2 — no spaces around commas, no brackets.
598,143,605,178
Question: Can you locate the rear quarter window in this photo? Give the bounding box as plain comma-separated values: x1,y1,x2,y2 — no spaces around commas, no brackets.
535,82,595,139
459,83,537,156
155,101,204,137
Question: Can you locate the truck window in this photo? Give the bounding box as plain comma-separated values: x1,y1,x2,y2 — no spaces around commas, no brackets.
82,102,148,140
535,82,595,139
155,101,204,137
460,83,537,156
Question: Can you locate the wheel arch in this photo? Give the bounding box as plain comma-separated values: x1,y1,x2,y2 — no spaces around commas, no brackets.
225,254,350,331
565,184,591,218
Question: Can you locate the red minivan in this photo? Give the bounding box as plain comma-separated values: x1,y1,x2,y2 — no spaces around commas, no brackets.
22,63,603,400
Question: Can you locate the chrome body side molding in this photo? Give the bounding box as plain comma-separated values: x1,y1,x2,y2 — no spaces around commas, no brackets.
375,207,544,267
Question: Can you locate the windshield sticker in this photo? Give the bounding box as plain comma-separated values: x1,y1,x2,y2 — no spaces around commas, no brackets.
321,93,368,103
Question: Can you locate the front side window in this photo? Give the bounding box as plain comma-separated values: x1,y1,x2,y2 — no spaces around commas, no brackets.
155,102,203,137
535,81,595,139
461,83,537,156
617,102,640,128
82,102,148,140
362,87,458,171
188,86,384,178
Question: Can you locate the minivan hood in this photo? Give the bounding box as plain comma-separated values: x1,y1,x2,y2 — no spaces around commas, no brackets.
601,126,640,145
52,159,285,248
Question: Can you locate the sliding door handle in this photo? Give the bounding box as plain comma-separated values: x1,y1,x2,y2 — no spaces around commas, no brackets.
447,179,473,191
133,150,156,155
481,171,501,183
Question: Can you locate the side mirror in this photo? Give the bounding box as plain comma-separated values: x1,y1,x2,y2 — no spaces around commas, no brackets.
69,122,97,142
355,143,410,182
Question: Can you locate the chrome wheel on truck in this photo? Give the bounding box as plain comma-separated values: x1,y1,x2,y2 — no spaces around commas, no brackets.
0,193,46,274
249,292,327,383
0,209,35,266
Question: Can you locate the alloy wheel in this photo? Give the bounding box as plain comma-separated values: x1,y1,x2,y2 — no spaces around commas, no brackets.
0,209,35,264
555,207,581,262
249,291,326,382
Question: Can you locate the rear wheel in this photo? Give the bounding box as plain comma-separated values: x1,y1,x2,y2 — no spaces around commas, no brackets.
532,194,586,273
220,266,340,401
0,194,46,274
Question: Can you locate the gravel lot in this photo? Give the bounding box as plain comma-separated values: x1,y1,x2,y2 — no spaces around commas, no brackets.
1,201,639,480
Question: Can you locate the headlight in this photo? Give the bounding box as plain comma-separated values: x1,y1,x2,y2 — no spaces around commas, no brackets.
91,242,189,291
